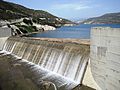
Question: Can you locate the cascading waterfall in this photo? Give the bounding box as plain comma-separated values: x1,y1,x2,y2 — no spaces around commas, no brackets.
3,37,90,85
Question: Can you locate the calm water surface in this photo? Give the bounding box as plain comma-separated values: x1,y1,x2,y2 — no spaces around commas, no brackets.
28,24,120,39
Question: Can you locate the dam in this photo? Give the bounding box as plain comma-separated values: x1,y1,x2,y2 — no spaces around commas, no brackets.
0,27,120,90
0,37,90,90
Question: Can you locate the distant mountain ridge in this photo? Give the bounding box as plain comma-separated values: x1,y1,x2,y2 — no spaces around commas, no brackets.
80,12,120,24
0,0,74,27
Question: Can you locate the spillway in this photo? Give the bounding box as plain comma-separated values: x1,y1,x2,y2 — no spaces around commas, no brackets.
1,37,90,89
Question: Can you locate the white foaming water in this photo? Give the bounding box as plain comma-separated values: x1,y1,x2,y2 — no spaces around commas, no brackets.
2,37,90,85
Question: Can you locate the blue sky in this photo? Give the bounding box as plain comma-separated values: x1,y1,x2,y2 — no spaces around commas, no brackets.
5,0,120,20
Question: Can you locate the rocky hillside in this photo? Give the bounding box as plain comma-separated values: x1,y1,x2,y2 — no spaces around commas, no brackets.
80,12,120,24
6,18,56,36
0,0,74,27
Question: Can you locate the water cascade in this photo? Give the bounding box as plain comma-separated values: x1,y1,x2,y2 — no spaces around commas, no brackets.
2,37,90,89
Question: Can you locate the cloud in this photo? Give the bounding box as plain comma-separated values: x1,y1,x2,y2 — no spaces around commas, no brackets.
51,3,91,11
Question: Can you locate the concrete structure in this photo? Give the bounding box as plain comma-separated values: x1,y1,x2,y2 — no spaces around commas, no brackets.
90,27,120,90
0,26,11,50
2,37,90,89
83,60,101,90
0,26,120,90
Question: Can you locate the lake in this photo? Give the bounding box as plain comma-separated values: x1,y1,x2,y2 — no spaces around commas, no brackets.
28,24,120,39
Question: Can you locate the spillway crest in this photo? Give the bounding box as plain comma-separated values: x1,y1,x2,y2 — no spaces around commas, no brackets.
3,37,90,84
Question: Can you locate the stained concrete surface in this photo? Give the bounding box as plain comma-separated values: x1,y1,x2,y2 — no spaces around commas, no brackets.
91,27,120,90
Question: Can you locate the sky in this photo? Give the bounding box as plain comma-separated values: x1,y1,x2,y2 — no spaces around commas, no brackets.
4,0,120,20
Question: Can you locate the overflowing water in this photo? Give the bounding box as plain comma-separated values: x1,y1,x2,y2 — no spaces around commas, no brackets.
2,37,90,89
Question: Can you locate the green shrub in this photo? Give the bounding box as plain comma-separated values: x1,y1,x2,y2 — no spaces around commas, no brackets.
23,19,33,25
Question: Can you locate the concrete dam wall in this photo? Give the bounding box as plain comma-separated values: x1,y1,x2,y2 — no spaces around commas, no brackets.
91,27,120,90
2,37,90,89
0,26,11,50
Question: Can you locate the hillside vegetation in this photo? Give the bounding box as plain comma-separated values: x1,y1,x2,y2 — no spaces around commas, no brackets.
0,0,74,27
81,12,120,24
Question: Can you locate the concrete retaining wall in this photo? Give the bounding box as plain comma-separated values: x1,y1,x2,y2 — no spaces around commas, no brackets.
90,27,120,90
0,37,9,50
0,26,11,50
0,26,11,37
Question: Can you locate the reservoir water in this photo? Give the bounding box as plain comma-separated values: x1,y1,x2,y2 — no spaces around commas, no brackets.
28,24,120,39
